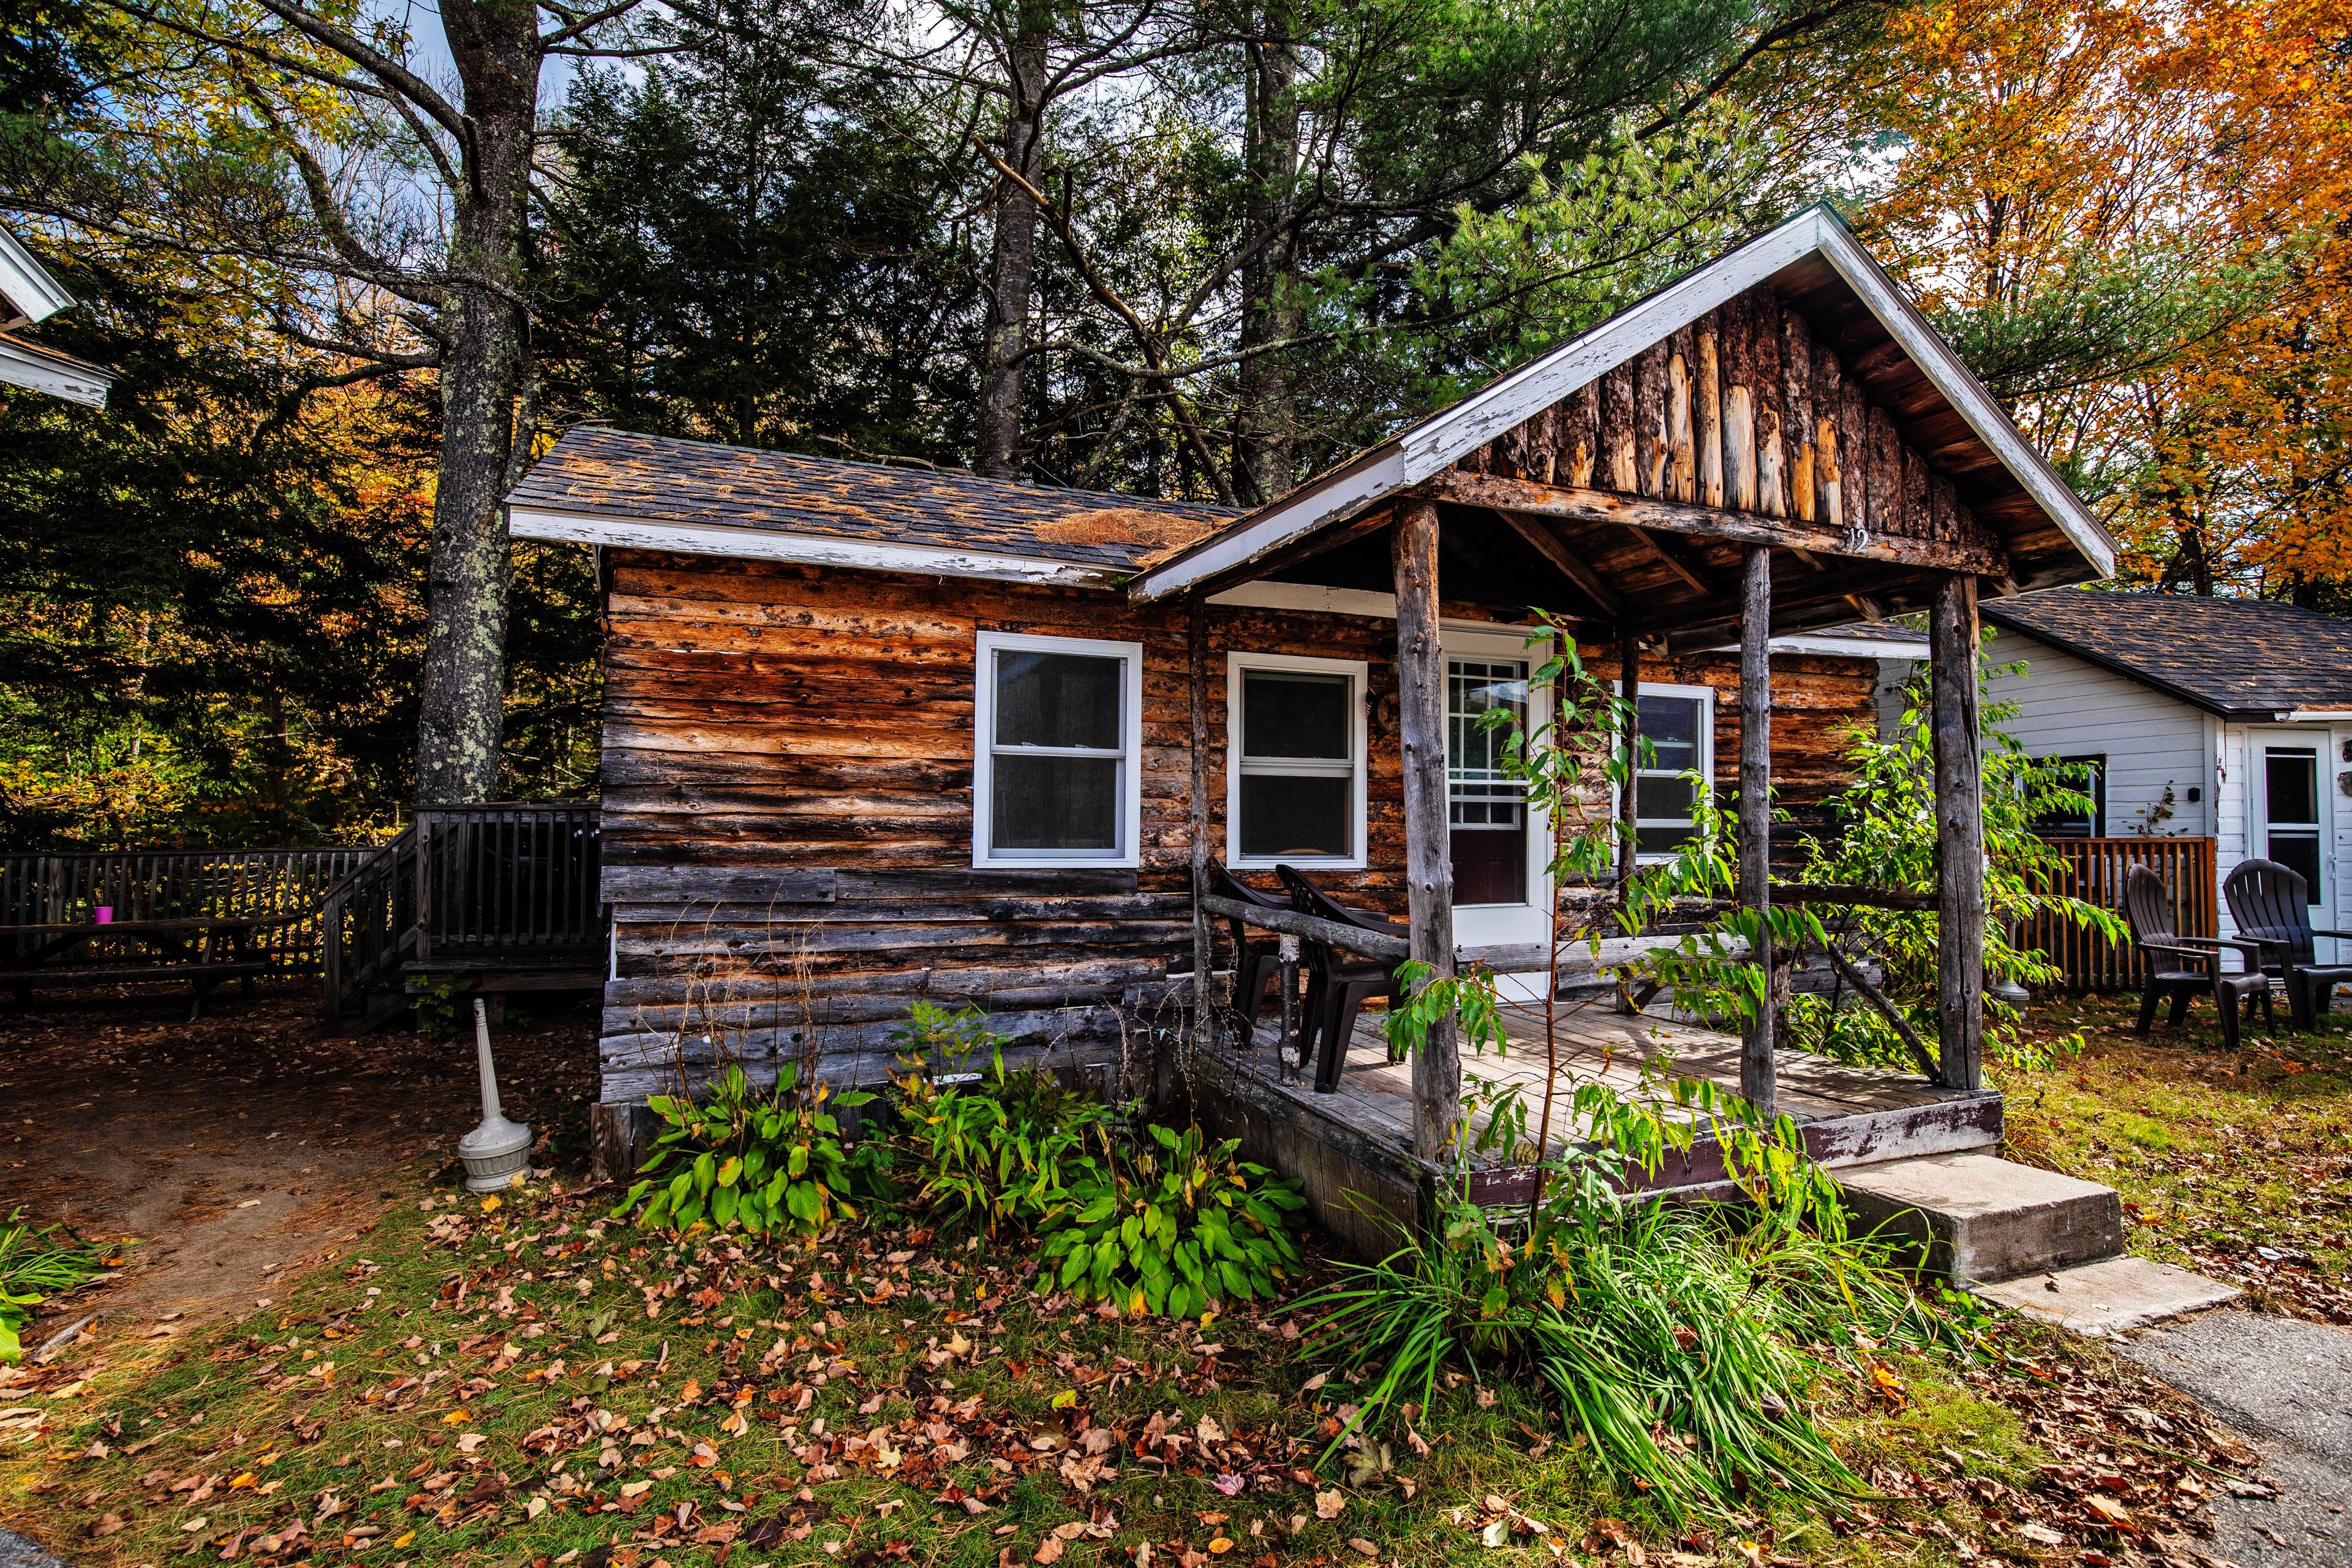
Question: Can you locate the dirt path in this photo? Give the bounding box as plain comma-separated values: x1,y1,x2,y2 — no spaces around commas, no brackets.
1,982,597,1334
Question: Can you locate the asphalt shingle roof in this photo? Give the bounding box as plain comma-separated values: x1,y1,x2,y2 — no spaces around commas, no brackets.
506,426,1240,573
1981,589,2352,718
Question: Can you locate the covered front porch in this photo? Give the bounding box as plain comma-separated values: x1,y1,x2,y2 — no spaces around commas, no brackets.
1137,208,2116,1221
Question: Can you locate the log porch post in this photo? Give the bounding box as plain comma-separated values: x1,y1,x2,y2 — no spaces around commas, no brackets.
1392,499,1461,1163
1616,628,1640,905
1188,594,1214,1062
1929,572,1985,1091
1737,545,1776,1114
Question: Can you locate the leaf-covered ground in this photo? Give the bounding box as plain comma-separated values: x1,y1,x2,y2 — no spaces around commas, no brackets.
0,989,2307,1568
2003,991,2352,1323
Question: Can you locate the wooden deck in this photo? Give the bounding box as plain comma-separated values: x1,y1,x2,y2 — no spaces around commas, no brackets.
1191,996,2000,1257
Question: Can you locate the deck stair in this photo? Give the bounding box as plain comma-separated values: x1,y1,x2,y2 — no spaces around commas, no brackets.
1837,1150,2238,1333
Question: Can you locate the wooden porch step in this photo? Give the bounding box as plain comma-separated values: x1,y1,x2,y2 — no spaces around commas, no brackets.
1838,1151,2125,1283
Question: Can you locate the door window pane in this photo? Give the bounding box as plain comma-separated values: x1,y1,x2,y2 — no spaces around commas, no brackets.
994,651,1121,750
1238,775,1352,858
2266,749,2318,827
1449,658,1531,904
1242,670,1350,761
2269,835,2324,902
992,754,1119,851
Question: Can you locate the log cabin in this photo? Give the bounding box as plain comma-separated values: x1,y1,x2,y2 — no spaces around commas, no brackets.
505,205,2116,1230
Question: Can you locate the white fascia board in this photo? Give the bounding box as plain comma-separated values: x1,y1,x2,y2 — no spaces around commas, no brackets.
1811,221,2116,579
0,334,110,406
2286,708,2352,723
1129,448,1405,603
1702,633,1929,660
507,505,1120,588
0,228,75,326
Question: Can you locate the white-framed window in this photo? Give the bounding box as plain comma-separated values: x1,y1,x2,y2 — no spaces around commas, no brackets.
1226,652,1368,869
1611,680,1715,861
972,631,1144,869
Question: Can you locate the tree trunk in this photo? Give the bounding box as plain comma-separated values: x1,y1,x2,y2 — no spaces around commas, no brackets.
977,20,1049,480
413,0,542,806
1233,1,1302,505
1392,500,1459,1164
1737,545,1776,1115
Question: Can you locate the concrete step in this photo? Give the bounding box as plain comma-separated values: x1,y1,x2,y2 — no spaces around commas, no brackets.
1838,1150,2124,1283
1976,1256,2243,1336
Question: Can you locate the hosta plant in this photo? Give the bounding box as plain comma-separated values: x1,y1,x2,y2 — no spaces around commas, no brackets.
890,1001,1116,1237
612,1063,875,1238
1038,1125,1305,1320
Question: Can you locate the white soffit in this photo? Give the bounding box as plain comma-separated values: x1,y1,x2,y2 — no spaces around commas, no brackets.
0,227,75,326
0,333,110,407
507,505,1121,587
1132,205,2116,602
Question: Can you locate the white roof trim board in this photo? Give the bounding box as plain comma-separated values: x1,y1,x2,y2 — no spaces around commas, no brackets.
1131,205,2114,603
0,332,111,407
507,505,1121,588
0,227,76,327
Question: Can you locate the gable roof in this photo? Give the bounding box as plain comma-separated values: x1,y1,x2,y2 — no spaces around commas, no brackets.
0,328,113,408
1131,203,2115,604
0,227,75,328
506,426,1239,586
1983,589,2352,719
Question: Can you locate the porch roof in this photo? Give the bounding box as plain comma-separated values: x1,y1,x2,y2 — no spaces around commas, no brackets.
1129,205,2116,646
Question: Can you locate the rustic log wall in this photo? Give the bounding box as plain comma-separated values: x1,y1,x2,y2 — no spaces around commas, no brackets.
595,553,1883,1103
1453,282,1996,560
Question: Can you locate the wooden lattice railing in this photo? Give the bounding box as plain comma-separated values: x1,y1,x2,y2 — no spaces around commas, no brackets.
2018,835,2217,992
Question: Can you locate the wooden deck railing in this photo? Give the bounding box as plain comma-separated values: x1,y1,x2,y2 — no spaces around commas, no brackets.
2018,835,2217,991
1,846,375,969
322,804,602,1028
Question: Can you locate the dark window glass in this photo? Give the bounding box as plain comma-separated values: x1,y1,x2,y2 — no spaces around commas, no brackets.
1638,693,1701,771
1238,775,1351,859
1242,670,1350,761
1637,774,1697,822
2266,750,2319,827
991,754,1118,850
994,651,1121,750
2269,834,2324,903
2031,754,2105,839
1637,824,1700,857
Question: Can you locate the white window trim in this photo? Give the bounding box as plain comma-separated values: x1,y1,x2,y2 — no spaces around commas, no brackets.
1610,679,1716,864
973,630,1145,870
1225,651,1370,871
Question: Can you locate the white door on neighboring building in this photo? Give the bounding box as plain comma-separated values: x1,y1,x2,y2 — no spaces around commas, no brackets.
1442,628,1552,960
2252,731,2336,960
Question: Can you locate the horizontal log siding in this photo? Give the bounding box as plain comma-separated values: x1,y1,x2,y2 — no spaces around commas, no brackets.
597,555,1877,1102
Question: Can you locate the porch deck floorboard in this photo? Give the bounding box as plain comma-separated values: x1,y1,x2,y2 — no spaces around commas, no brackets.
1234,995,1980,1161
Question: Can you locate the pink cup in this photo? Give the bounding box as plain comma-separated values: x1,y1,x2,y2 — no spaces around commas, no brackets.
92,906,113,924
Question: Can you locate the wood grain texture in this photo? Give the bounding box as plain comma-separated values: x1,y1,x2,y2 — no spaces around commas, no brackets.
1393,499,1461,1162
592,551,1885,1104
1749,286,1787,519
1697,323,1725,508
1931,573,1986,1091
1738,545,1777,1114
1782,309,1814,522
1667,325,1697,502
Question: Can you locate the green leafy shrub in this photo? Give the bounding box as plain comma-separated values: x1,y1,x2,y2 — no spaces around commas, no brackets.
1039,1124,1305,1319
1299,1088,1957,1519
612,1063,876,1238
889,1001,1115,1237
0,1209,108,1363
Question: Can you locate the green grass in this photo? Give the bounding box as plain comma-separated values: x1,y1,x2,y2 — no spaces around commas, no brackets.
2002,989,2352,1321
10,994,2314,1568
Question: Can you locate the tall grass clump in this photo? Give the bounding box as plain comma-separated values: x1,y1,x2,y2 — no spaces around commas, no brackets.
1300,1088,1961,1519
1,1210,108,1363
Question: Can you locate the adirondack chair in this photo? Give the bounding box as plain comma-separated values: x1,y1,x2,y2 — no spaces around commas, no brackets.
1276,865,1406,1094
2222,858,2352,1030
1207,861,1284,1034
2123,865,2273,1047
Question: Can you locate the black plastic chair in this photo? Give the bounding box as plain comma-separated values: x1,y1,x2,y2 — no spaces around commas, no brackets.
2124,864,2272,1047
1276,865,1406,1093
2223,858,2352,1030
1208,861,1284,1036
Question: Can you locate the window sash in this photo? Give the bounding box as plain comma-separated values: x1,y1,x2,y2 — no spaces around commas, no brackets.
1227,654,1366,867
974,633,1141,867
1610,684,1711,857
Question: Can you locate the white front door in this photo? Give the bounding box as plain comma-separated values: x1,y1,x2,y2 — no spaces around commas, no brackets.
2252,730,2336,960
1443,628,1551,956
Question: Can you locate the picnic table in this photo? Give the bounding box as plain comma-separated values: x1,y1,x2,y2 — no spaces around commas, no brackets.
0,912,305,1017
